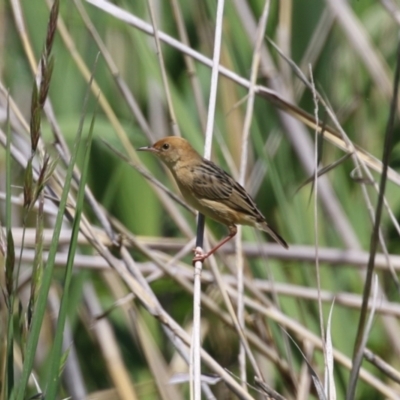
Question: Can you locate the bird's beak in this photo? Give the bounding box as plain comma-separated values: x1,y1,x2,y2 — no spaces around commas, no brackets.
137,145,158,153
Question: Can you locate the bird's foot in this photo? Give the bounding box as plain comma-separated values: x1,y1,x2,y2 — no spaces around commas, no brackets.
192,247,208,264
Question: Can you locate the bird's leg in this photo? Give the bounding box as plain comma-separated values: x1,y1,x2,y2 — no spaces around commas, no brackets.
192,225,237,263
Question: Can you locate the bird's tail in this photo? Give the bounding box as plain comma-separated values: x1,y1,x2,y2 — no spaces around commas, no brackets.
257,221,289,249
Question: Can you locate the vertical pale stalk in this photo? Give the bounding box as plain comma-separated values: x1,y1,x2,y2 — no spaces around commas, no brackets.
191,1,225,399
236,0,270,388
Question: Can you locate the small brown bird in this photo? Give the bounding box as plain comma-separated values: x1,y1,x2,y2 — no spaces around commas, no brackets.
138,137,288,262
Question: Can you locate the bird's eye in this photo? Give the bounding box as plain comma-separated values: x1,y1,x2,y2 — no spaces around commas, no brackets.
162,143,170,150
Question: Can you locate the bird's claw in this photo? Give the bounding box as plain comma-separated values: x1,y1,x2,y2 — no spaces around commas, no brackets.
192,247,207,264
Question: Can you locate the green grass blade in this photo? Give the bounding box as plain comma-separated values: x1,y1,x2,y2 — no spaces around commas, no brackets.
14,64,97,400
45,112,94,398
15,137,81,399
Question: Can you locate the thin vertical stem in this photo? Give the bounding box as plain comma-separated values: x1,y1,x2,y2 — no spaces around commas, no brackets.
236,0,271,388
191,0,225,399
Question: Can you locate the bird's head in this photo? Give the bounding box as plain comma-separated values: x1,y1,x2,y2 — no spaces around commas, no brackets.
137,136,200,167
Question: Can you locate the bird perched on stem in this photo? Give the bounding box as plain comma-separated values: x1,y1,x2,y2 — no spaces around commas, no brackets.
138,136,288,262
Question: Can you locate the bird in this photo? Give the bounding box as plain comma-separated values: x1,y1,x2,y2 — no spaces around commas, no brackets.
137,136,288,262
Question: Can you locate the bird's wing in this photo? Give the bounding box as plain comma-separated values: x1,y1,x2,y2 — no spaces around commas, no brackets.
190,160,232,199
191,159,264,220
